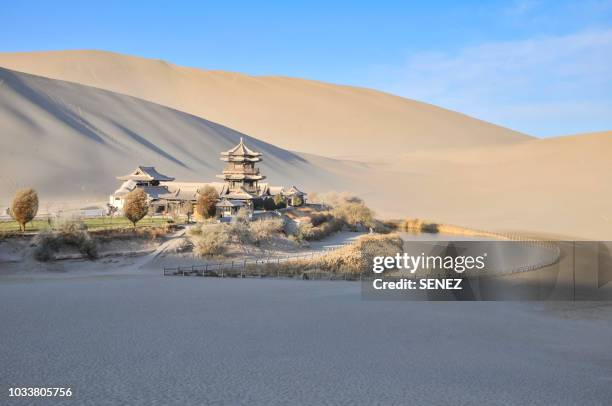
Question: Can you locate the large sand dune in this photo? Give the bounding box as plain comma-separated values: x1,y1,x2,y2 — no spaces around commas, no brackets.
1,66,611,239
356,131,612,239
0,67,362,205
0,50,531,158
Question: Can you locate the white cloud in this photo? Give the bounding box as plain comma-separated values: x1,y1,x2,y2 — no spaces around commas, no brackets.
376,29,612,136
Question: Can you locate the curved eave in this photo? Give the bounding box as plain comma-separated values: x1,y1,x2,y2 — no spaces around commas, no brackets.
221,152,262,157
218,175,265,181
220,157,261,162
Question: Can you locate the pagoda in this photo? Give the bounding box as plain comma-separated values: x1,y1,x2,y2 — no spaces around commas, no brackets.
216,137,265,200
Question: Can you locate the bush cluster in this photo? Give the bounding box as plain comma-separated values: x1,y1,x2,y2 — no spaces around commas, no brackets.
400,218,439,234
193,215,287,257
33,229,98,261
250,218,284,246
194,224,230,257
317,233,404,274
293,215,344,242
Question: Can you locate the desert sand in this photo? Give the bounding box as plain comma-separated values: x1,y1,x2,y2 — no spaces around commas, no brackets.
1,52,611,240
0,67,363,205
1,271,611,405
0,50,531,158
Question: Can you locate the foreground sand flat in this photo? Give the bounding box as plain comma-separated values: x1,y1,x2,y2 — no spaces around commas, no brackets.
1,272,611,405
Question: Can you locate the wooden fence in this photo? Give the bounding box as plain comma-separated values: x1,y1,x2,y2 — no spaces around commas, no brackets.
163,246,354,279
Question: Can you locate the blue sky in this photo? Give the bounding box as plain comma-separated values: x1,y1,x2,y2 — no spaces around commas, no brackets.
1,0,611,137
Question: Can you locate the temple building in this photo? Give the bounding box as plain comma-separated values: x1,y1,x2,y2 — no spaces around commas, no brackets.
109,138,306,218
110,166,176,213
217,137,265,205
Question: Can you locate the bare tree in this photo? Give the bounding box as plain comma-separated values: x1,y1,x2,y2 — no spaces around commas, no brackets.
124,188,149,228
11,188,39,232
195,186,219,220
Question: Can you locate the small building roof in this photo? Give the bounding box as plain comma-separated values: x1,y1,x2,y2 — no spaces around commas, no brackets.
111,181,172,200
216,199,245,208
141,185,173,200
225,189,257,200
283,185,305,196
113,180,138,196
269,186,285,196
117,166,175,182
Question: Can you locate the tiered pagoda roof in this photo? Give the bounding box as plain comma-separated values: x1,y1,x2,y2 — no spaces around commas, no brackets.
220,137,262,162
217,137,266,183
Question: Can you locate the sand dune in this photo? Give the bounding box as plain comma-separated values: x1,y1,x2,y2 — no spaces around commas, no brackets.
358,132,612,240
0,50,531,158
0,67,362,205
1,66,611,239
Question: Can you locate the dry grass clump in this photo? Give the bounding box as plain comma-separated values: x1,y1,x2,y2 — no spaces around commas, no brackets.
92,225,171,241
165,237,193,254
293,216,344,242
195,224,230,257
192,214,288,257
399,218,439,233
398,218,511,239
309,211,335,227
314,192,375,230
135,226,171,240
250,218,284,246
33,229,98,261
228,208,252,246
317,233,403,274
52,217,87,233
332,201,374,229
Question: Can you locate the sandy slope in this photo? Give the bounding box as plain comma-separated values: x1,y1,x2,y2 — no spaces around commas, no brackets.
1,67,611,239
0,50,531,158
0,67,362,206
356,131,612,239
